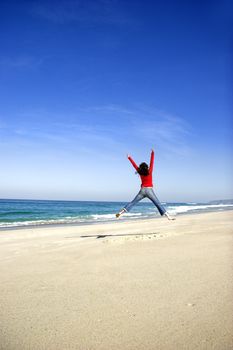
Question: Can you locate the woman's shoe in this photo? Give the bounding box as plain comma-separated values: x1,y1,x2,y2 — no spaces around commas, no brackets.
164,212,176,220
116,208,126,218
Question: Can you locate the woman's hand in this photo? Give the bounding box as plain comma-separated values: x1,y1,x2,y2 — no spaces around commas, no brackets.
127,154,130,159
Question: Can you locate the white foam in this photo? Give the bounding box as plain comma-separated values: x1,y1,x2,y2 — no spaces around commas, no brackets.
1,203,232,228
0,217,88,227
91,214,117,220
91,212,142,220
167,204,233,214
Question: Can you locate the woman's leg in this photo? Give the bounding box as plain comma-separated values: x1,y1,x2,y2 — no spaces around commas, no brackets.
116,189,145,217
145,188,167,216
145,188,175,219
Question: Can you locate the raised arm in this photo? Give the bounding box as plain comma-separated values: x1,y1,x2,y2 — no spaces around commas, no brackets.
149,149,154,174
127,154,138,171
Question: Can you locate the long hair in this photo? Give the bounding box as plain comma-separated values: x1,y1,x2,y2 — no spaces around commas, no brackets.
137,162,149,176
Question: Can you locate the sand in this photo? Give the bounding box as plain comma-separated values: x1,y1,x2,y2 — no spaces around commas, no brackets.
0,210,233,350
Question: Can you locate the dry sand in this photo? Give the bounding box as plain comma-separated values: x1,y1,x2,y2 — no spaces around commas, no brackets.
0,210,233,350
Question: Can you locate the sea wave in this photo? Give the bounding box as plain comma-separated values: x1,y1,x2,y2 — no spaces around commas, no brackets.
167,203,233,214
0,202,232,228
0,212,145,228
0,211,35,216
0,217,89,227
91,212,142,220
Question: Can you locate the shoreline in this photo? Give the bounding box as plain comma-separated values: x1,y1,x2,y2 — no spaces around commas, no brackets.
0,207,233,232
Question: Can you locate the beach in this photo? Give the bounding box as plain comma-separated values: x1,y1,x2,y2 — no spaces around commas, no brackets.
0,210,233,350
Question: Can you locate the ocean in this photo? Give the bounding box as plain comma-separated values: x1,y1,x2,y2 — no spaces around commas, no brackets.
0,198,232,229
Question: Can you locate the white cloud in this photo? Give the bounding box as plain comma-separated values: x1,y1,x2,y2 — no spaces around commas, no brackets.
30,0,134,26
132,112,192,156
1,104,193,160
76,104,193,157
0,55,47,69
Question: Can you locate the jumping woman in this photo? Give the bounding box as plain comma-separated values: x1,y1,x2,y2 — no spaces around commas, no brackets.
116,149,175,220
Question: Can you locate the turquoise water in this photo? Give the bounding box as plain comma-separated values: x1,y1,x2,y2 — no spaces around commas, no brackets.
0,199,232,228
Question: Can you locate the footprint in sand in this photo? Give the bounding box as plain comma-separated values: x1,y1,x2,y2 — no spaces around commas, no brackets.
102,233,161,244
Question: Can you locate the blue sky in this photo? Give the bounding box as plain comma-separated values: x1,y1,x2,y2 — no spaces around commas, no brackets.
0,0,232,202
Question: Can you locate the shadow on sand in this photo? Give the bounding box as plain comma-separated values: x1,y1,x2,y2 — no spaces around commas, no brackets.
80,233,159,239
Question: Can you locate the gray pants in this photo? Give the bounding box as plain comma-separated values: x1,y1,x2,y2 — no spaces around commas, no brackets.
124,187,166,216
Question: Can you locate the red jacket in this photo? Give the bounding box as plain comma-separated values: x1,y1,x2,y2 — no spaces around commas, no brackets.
128,150,154,187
